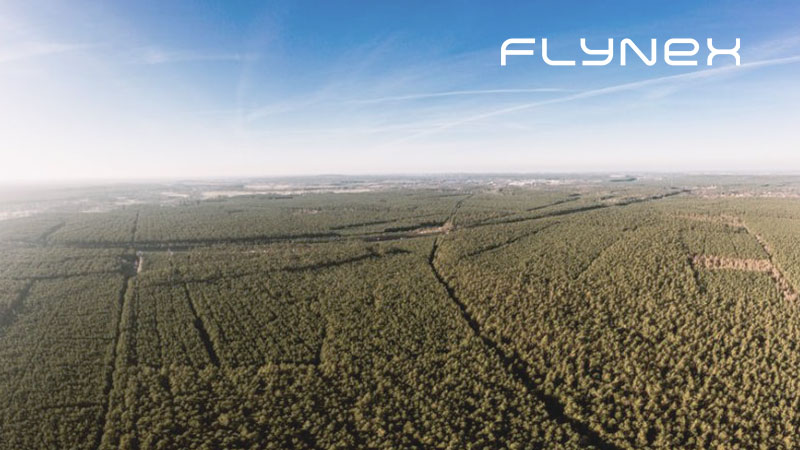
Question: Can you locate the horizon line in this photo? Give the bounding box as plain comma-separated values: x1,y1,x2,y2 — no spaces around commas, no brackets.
4,170,800,187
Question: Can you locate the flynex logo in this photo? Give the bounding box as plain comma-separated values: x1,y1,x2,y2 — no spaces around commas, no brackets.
501,38,740,66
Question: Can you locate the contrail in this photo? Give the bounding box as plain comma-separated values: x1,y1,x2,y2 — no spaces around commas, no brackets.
380,55,800,147
245,88,569,123
350,88,570,104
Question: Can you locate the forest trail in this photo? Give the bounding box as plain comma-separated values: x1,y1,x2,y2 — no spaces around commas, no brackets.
424,195,623,448
47,189,686,252
135,251,143,274
95,271,133,449
741,222,799,302
466,221,560,258
38,221,65,245
181,277,221,367
0,280,33,330
526,194,580,212
468,189,688,229
427,237,621,450
130,210,139,243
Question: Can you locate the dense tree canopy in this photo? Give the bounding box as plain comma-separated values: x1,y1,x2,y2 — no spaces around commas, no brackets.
1,186,799,448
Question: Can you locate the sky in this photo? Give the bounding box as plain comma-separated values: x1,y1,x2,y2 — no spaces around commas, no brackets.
0,0,799,182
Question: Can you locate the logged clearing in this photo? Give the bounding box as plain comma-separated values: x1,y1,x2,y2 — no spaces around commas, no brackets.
692,253,798,302
692,254,772,272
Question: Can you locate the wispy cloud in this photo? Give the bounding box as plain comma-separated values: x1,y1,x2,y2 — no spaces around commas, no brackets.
380,55,800,147
232,37,510,127
134,47,257,65
348,88,571,105
241,88,569,123
746,33,800,59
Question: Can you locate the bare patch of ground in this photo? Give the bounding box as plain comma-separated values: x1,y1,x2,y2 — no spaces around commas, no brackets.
691,213,799,303
692,254,772,272
415,219,454,235
692,253,798,301
743,226,799,302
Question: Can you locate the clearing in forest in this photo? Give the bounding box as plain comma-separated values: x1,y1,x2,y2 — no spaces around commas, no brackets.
692,254,798,302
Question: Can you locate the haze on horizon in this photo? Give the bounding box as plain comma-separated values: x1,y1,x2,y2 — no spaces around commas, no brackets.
1,0,799,182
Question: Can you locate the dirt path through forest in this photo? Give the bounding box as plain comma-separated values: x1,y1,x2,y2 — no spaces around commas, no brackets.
427,233,621,449
741,222,799,302
95,271,133,449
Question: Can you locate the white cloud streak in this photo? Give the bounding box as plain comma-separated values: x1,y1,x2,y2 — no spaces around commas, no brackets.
381,55,800,147
348,88,571,104
134,47,257,65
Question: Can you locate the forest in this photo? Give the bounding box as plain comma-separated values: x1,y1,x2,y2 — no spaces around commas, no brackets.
2,177,800,448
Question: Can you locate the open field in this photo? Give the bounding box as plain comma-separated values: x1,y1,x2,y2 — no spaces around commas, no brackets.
3,175,800,448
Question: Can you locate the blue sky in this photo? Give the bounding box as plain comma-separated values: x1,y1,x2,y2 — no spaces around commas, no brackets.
1,0,799,181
